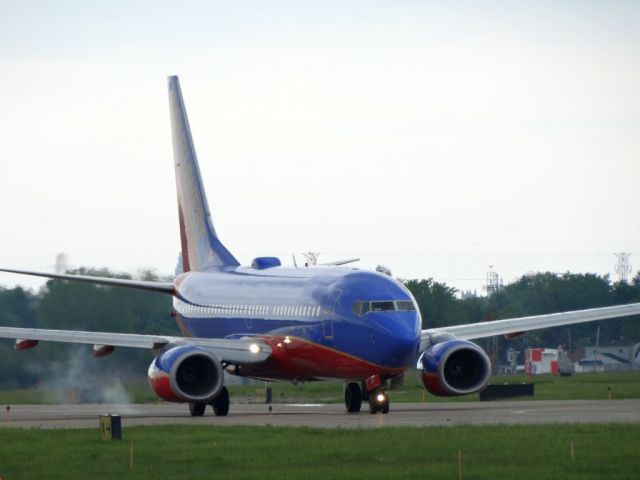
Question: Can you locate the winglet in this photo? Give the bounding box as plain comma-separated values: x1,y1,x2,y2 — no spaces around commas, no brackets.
168,76,239,271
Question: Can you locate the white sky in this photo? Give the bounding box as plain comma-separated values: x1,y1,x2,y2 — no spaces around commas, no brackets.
0,1,638,294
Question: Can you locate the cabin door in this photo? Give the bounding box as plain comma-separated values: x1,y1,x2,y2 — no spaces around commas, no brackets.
323,289,341,340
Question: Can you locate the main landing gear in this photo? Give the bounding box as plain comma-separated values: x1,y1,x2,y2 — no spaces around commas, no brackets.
344,382,389,414
345,382,363,413
188,386,230,417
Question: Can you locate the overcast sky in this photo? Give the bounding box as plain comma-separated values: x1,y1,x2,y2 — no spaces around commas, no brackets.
1,1,638,294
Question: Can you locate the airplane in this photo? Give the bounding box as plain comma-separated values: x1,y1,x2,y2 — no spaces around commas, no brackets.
1,76,639,416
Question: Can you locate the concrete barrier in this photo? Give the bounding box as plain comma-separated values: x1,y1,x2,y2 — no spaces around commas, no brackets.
479,383,534,401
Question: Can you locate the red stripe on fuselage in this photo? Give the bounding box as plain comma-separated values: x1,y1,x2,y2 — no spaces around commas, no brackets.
235,335,407,382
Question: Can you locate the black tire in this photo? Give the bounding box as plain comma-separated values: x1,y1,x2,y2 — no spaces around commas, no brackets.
212,387,230,417
189,402,206,417
381,400,390,414
344,382,362,413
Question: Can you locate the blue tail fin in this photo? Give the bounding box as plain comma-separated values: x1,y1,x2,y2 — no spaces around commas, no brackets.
168,76,239,271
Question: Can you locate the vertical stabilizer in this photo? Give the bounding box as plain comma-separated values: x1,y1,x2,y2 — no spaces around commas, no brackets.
168,76,239,271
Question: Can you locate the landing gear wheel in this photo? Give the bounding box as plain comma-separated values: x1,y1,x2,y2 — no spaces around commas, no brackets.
211,387,230,417
189,402,206,417
368,390,389,414
344,382,362,413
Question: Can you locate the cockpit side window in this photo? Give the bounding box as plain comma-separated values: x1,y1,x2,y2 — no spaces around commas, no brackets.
396,300,416,311
351,301,363,316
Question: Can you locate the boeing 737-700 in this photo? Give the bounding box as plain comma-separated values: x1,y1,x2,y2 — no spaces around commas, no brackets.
1,76,639,416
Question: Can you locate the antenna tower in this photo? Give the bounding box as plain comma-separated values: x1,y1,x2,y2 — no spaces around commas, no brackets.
483,265,503,296
614,252,632,282
54,253,69,274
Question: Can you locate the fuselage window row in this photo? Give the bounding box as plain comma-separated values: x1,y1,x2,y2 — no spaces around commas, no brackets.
180,302,324,318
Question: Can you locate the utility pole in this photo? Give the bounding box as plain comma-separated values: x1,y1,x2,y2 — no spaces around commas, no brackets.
483,266,503,375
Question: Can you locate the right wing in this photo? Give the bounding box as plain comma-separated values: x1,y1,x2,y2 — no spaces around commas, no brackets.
0,268,174,294
0,326,271,364
420,302,640,351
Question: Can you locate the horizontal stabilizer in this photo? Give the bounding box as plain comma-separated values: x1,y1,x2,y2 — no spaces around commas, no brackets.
321,258,360,266
0,268,174,294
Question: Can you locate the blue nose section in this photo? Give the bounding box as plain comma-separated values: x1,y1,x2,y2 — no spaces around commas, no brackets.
370,311,420,368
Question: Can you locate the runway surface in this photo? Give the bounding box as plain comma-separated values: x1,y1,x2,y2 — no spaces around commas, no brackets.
2,400,639,429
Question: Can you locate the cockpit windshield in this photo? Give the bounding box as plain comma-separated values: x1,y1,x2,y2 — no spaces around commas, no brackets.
351,300,416,316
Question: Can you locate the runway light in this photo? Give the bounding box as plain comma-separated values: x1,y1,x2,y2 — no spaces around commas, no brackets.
376,393,386,403
249,343,261,354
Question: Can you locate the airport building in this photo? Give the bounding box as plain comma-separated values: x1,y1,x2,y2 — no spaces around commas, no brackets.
521,344,640,375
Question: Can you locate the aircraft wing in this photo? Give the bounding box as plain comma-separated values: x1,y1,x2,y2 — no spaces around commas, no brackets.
421,302,640,350
0,326,271,364
0,268,174,294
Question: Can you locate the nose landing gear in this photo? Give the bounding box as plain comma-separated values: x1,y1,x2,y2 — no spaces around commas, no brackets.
344,381,390,414
368,390,389,414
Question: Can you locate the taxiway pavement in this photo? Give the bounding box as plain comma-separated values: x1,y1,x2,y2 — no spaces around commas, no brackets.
2,400,639,429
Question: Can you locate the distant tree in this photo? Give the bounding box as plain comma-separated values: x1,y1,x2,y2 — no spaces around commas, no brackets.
403,278,468,328
0,286,37,328
0,268,177,388
0,287,40,387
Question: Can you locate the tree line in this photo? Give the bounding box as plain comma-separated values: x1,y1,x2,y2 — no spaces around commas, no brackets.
0,268,639,388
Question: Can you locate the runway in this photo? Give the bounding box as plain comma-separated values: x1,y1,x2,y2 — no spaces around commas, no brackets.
2,399,639,429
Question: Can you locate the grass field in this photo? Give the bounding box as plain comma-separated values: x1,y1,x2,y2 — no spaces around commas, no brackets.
3,370,638,405
0,423,638,479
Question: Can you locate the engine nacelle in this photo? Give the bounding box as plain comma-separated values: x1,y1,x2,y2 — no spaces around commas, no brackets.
148,345,224,403
419,339,491,396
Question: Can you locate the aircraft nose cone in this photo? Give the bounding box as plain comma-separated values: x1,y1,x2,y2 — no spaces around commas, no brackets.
373,312,420,367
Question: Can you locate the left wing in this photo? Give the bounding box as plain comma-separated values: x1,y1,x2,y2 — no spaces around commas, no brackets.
421,302,640,351
0,326,271,364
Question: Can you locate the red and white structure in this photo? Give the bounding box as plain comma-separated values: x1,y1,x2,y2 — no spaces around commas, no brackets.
525,348,559,375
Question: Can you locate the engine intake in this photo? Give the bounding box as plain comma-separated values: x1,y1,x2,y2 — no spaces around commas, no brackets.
419,339,491,396
148,345,224,403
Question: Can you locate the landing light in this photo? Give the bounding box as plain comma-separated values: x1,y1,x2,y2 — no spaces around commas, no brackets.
283,336,292,344
376,393,386,403
249,343,261,354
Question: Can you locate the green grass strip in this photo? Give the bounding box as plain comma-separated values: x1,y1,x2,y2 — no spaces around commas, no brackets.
1,423,639,479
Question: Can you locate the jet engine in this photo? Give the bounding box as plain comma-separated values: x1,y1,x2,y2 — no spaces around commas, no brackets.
419,339,491,396
148,345,224,403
